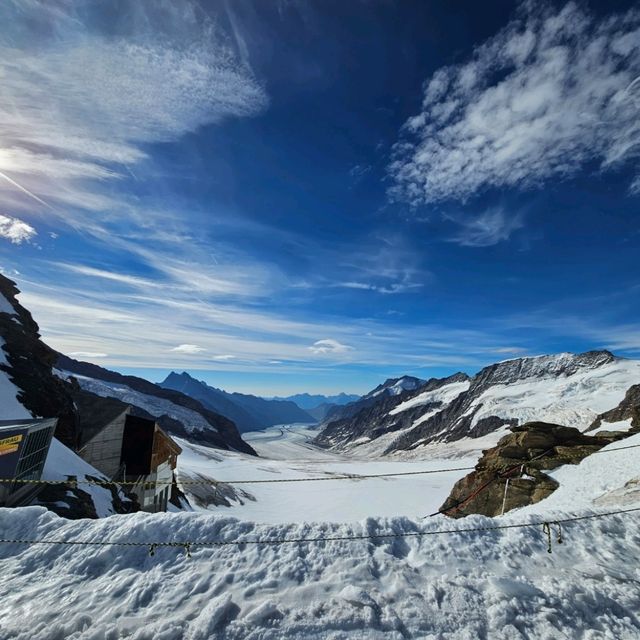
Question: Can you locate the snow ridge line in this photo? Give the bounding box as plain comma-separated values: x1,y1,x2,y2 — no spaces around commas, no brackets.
1,506,639,551
4,442,640,487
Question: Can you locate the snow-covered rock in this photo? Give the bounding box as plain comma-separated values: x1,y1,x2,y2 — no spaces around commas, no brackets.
0,274,76,442
35,438,137,519
365,375,426,399
0,337,31,420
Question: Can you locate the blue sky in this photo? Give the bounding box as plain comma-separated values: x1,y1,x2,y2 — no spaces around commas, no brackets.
0,0,639,395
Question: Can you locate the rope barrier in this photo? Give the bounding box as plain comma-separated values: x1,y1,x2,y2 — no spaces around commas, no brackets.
0,506,638,552
0,466,476,487
2,441,638,488
421,439,640,519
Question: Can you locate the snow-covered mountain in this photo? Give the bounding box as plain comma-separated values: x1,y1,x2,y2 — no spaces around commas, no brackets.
273,392,360,409
315,351,640,456
365,375,426,399
57,355,255,454
160,371,315,432
319,375,430,426
0,273,254,455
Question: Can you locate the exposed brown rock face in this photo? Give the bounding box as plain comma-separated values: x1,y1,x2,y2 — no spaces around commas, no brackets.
440,422,627,518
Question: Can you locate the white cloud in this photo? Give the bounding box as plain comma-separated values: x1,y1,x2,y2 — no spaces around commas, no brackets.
447,207,524,247
56,263,162,289
390,2,640,204
171,344,206,354
9,267,535,373
212,354,236,361
0,214,36,244
68,352,108,359
309,339,354,355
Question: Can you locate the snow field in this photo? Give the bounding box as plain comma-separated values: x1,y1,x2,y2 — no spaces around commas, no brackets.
468,360,640,432
388,380,470,416
0,504,639,639
174,428,477,523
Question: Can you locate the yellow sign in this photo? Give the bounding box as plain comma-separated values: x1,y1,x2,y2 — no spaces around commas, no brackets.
0,433,24,447
0,434,23,457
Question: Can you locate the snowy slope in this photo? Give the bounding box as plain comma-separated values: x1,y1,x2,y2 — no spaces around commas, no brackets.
0,291,15,314
467,357,640,431
38,438,128,518
0,337,31,420
57,370,218,434
389,380,470,416
0,501,639,638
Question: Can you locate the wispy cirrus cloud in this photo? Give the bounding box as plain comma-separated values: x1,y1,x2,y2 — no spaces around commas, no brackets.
447,207,524,247
68,351,108,359
171,344,206,354
389,2,640,205
0,0,268,232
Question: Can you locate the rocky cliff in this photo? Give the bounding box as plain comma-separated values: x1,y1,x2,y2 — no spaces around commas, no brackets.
0,275,77,446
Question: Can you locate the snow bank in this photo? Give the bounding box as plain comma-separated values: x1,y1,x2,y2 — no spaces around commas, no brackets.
40,439,125,518
0,504,639,639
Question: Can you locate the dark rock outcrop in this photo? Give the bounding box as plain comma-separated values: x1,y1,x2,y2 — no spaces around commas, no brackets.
440,422,628,518
0,275,77,447
36,475,139,519
587,384,640,435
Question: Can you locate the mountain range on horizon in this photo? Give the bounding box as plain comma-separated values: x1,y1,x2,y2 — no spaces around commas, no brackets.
314,350,640,457
2,270,640,462
160,371,316,432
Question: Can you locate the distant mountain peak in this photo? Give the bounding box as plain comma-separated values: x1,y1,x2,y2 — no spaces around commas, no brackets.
160,371,315,432
365,375,425,399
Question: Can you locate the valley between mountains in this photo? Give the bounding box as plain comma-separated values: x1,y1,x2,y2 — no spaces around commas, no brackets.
2,272,640,639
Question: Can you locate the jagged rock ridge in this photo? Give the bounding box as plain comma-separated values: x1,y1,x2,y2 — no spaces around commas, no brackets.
315,351,640,455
